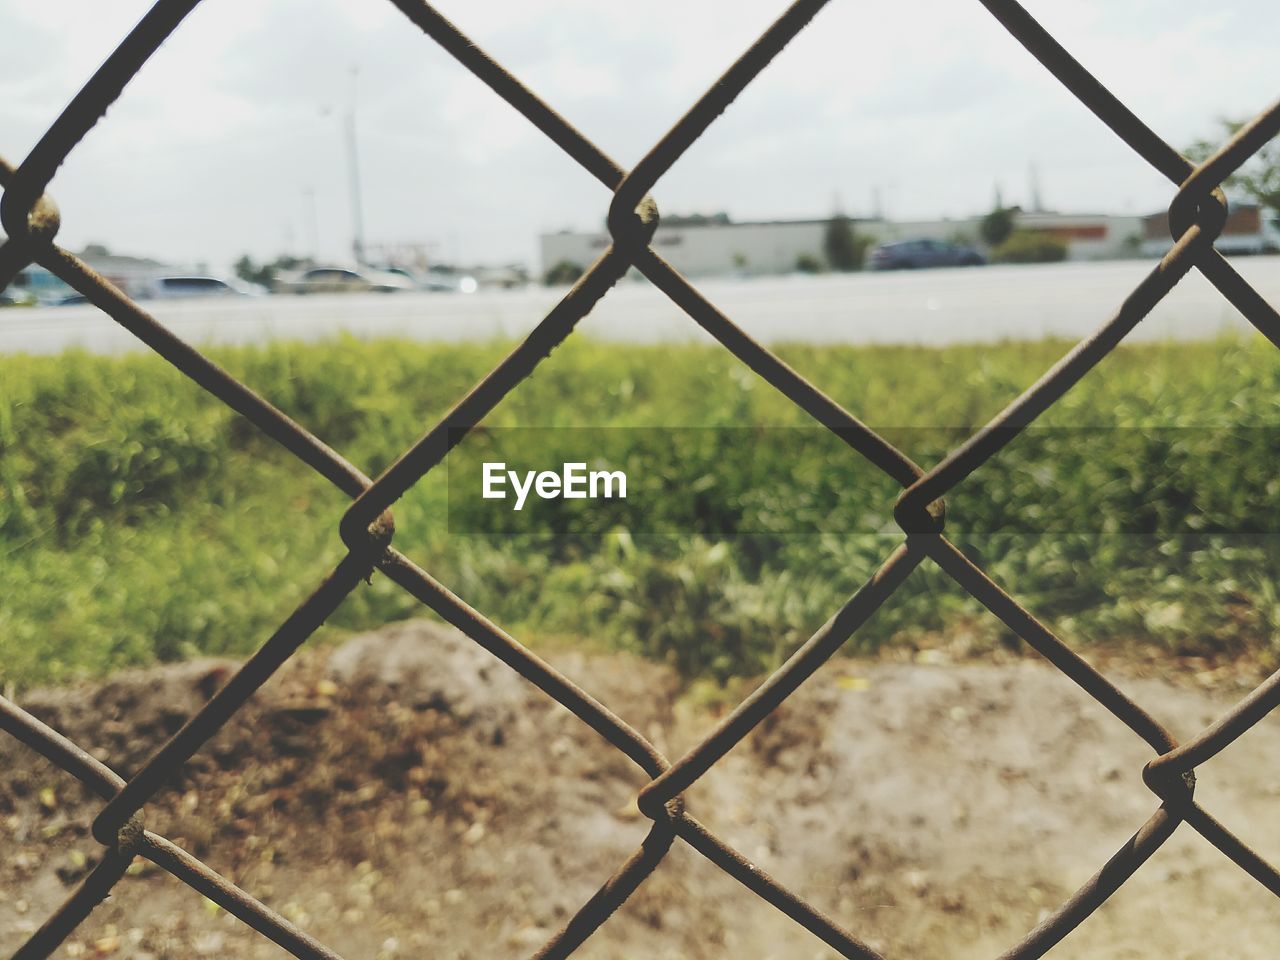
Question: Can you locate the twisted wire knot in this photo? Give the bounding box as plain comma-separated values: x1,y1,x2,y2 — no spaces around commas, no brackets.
605,192,660,262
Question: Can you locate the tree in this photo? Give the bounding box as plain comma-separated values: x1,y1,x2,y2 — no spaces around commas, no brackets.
543,259,584,286
823,215,870,271
1187,119,1280,211
980,206,1016,247
234,254,310,288
233,255,259,285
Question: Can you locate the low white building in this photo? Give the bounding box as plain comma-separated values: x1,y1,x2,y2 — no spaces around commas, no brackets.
1015,212,1146,260
541,214,839,279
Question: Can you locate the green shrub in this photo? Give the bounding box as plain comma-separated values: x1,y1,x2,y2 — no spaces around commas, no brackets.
2,335,1279,689
54,412,226,534
794,253,824,274
543,260,585,286
992,230,1070,263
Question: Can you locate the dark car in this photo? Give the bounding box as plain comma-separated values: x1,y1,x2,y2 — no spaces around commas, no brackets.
867,238,986,270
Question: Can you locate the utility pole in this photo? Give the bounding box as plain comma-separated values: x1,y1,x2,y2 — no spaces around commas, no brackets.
302,186,319,263
346,67,366,267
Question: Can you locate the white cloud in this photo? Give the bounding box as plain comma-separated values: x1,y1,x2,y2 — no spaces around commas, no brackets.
1,0,1274,270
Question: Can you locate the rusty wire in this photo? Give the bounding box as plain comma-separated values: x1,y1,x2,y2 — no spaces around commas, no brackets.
2,0,1279,956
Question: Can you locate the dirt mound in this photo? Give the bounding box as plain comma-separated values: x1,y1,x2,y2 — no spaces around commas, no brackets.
2,621,1277,958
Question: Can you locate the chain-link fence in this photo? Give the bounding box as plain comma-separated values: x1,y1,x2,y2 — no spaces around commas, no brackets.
2,1,1279,957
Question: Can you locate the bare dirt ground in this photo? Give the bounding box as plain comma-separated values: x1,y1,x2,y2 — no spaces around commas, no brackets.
2,620,1278,959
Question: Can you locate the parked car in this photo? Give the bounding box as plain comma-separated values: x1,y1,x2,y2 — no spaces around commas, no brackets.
427,268,480,293
377,265,479,293
867,238,986,270
141,275,268,299
5,265,75,305
0,287,36,307
274,266,416,294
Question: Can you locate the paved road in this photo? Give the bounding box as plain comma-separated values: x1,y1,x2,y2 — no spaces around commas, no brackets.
4,256,1279,354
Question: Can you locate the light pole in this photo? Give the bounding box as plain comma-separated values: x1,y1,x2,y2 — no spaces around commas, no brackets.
346,67,366,267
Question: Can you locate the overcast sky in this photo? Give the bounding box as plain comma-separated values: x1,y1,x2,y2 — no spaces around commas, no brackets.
1,0,1275,271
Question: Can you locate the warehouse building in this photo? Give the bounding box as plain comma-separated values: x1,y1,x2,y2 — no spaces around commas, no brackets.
541,213,834,279
1139,201,1280,257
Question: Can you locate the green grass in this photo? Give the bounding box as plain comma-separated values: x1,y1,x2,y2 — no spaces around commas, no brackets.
2,334,1278,689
